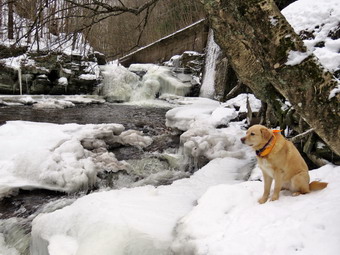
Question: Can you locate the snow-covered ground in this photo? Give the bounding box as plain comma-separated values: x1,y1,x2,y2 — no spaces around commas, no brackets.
1,94,337,255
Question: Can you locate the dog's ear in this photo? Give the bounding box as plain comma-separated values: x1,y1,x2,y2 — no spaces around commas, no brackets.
260,127,272,140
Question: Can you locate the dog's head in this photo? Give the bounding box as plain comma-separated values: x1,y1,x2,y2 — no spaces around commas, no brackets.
240,125,272,150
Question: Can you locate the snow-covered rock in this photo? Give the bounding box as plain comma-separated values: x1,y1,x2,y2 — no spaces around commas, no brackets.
0,121,152,198
282,0,340,74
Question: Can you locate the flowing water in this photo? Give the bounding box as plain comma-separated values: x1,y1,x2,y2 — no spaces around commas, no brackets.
0,102,183,255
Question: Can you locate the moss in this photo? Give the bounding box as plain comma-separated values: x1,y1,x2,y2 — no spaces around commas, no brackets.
276,35,298,63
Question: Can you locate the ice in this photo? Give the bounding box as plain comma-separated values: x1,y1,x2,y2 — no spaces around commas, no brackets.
101,63,140,102
130,65,192,101
0,234,19,255
200,29,221,99
101,63,193,103
33,99,75,109
0,121,152,198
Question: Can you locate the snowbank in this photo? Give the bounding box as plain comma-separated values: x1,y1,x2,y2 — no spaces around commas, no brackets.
172,164,340,255
31,156,254,255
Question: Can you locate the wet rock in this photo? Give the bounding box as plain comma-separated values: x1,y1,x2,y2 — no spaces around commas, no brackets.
89,51,107,65
0,51,100,95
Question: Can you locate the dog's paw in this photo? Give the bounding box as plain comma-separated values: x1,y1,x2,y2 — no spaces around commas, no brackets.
292,192,301,196
258,197,268,204
270,195,279,201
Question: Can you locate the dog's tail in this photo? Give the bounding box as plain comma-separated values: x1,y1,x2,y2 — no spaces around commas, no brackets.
309,181,328,191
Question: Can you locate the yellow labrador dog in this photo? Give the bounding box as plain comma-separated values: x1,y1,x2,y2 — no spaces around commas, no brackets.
241,124,327,203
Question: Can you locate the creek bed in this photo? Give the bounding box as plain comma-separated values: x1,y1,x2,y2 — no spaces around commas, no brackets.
0,102,181,220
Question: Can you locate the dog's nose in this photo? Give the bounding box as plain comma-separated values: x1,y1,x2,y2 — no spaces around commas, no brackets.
240,137,246,144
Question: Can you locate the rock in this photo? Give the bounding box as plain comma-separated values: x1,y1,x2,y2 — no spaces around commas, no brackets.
0,50,100,95
89,51,107,65
30,75,52,94
0,45,28,58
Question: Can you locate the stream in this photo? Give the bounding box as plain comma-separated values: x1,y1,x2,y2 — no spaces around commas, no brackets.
0,102,184,255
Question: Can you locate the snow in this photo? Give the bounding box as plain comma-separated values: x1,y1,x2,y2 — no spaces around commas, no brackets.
24,94,337,255
282,0,340,73
329,83,340,99
0,121,152,198
0,95,105,108
223,93,262,113
172,165,340,255
31,156,254,255
58,77,68,86
1,0,340,254
285,50,310,66
28,108,339,255
79,74,97,80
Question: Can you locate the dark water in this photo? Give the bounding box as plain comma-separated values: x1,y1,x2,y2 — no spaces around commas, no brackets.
0,103,169,133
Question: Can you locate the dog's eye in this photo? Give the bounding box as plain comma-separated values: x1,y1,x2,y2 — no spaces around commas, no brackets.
250,133,255,136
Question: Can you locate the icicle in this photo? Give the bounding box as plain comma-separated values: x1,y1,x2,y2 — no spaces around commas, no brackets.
18,67,22,95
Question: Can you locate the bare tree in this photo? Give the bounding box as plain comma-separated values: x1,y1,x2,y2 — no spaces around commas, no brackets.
7,0,14,39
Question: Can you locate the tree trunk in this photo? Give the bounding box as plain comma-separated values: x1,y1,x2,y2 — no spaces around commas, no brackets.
0,0,2,28
201,0,340,155
8,0,14,39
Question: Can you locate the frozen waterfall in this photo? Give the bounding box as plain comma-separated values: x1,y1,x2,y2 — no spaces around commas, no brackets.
100,62,192,103
200,29,221,99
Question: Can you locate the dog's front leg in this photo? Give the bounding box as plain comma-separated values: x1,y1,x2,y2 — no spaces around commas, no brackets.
258,171,273,204
271,170,283,201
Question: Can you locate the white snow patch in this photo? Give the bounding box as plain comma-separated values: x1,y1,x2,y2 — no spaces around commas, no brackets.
223,93,262,113
285,50,310,66
329,83,340,99
58,77,68,86
79,74,97,80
